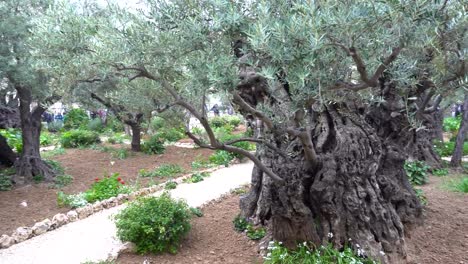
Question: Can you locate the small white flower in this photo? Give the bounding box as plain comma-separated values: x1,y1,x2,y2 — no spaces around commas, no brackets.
348,238,352,241
328,232,334,238
306,251,310,254
267,253,271,257
268,241,275,246
303,241,307,246
110,161,115,166
379,250,386,256
355,243,360,248
278,241,283,245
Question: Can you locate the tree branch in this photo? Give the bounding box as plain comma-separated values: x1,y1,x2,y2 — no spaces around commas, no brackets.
224,137,291,161
232,92,274,130
287,127,318,165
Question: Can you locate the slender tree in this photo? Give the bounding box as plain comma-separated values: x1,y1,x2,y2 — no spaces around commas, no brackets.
451,93,468,167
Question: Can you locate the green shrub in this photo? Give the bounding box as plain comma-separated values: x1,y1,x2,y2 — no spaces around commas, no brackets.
433,140,468,157
107,134,127,144
209,116,229,128
63,109,89,130
114,193,192,254
84,173,132,203
164,181,178,190
264,241,376,264
432,168,449,177
0,128,22,153
209,150,235,166
191,159,214,169
404,161,429,185
443,117,461,132
413,187,428,205
233,214,249,232
106,116,124,132
0,174,13,191
61,130,100,148
154,128,185,143
87,118,104,132
189,207,203,217
448,177,468,193
47,121,63,132
53,174,74,189
149,116,166,131
142,135,165,154
139,164,183,178
226,115,242,128
33,175,44,183
57,191,88,208
111,148,129,160
246,225,266,240
40,132,55,146
183,171,210,183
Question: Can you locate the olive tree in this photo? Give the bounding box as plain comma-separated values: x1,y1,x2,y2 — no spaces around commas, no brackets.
48,0,466,262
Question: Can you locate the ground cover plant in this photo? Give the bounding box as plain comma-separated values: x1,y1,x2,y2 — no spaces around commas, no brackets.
447,176,468,193
264,241,376,264
114,193,192,254
141,135,165,155
404,161,430,186
139,164,184,178
183,171,210,183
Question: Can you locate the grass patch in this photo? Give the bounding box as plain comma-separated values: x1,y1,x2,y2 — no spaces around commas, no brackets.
139,164,184,178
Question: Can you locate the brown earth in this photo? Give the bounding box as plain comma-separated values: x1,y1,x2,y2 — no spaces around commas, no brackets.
118,193,262,264
406,173,468,264
0,145,213,236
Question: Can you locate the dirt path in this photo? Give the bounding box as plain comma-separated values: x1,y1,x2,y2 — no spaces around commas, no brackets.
0,161,253,264
406,174,468,264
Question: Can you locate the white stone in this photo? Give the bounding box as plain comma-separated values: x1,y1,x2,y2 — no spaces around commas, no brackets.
76,205,93,219
52,213,69,228
0,235,15,248
66,210,78,222
12,227,32,243
32,219,51,236
93,202,103,212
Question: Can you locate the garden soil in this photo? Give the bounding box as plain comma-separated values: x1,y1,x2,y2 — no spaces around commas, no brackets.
0,146,213,235
118,193,262,264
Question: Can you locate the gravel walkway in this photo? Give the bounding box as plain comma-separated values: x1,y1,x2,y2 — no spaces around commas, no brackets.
0,162,253,264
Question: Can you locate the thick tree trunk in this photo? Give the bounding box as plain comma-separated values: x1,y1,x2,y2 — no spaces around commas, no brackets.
0,134,17,166
129,123,141,152
450,94,468,167
240,105,422,264
13,87,55,185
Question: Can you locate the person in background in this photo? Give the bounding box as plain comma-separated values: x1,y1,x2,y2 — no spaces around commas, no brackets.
210,104,220,116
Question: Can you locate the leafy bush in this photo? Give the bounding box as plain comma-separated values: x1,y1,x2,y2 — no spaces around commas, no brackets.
404,161,429,185
246,225,266,240
432,168,449,177
413,187,428,205
63,109,89,130
264,241,376,264
433,140,468,157
443,117,461,132
183,171,210,183
84,173,131,203
111,148,129,160
61,130,100,148
114,193,192,254
106,116,124,132
87,118,104,132
47,121,63,132
191,159,214,169
209,116,229,128
107,134,127,144
0,128,22,153
53,174,74,189
142,135,165,154
139,164,183,178
40,132,56,146
164,181,178,190
154,128,185,143
189,207,203,217
209,150,235,166
233,214,249,232
448,177,468,193
0,174,13,191
57,191,88,208
226,115,242,128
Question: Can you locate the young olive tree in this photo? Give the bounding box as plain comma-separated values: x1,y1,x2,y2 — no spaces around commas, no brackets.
49,0,466,262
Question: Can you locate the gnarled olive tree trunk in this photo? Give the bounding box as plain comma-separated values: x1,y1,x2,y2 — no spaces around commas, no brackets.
240,104,422,264
13,87,55,184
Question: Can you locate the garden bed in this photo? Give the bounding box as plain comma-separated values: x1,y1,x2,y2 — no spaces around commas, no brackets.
0,145,213,235
117,173,468,264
